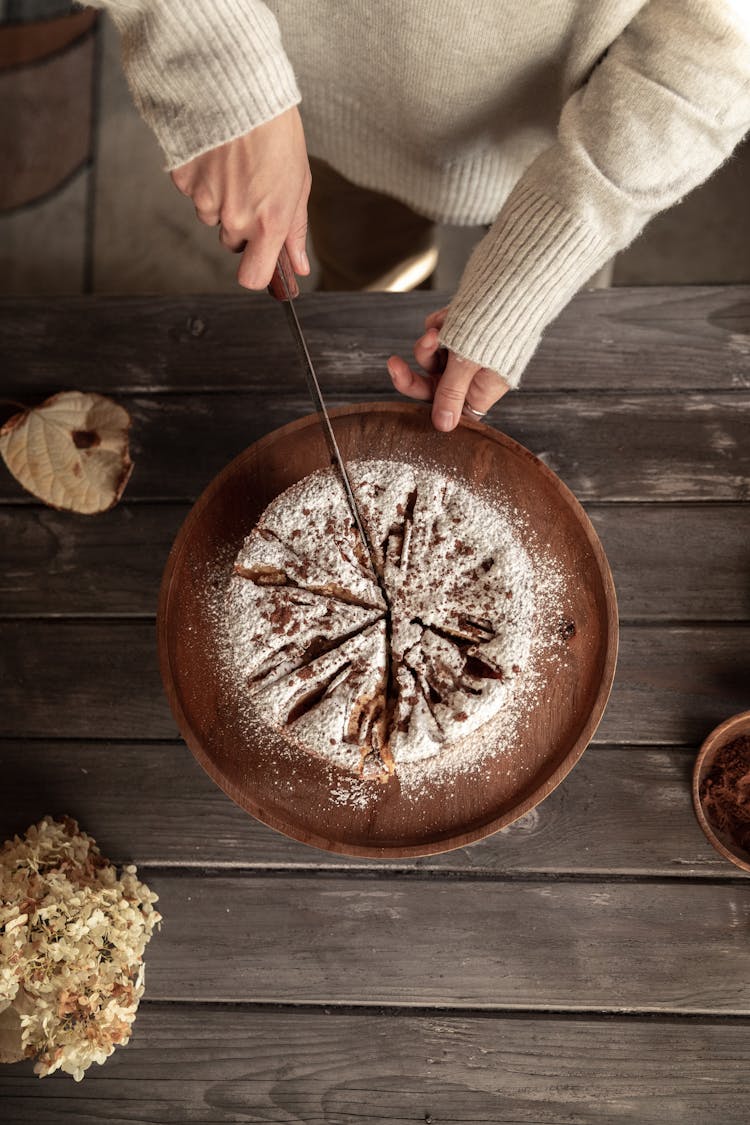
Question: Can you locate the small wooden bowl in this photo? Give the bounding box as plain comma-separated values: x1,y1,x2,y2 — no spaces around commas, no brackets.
693,711,750,873
158,402,618,858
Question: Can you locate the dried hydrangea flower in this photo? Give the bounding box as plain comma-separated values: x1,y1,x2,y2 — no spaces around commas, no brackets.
0,816,160,1081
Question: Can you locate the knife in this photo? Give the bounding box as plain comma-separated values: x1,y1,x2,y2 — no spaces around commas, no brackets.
268,247,383,588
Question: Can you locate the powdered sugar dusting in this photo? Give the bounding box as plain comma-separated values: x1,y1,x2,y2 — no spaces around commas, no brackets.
210,458,568,807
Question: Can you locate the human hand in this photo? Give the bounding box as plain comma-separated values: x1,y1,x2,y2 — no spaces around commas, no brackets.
387,306,510,431
170,106,311,289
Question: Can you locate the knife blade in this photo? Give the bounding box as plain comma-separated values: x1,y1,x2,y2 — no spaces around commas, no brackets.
268,248,382,587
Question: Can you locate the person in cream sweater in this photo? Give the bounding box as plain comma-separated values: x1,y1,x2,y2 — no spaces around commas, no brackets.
89,1,750,430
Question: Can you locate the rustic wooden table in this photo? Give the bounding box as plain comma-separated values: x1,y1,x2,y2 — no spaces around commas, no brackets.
1,286,749,1123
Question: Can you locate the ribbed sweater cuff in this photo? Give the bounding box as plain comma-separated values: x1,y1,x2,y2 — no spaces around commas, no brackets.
107,0,301,169
439,184,610,388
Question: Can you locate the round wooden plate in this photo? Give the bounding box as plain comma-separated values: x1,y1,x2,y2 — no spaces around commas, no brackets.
158,402,618,858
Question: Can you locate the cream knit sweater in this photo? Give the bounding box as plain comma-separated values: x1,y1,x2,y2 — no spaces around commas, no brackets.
93,0,750,387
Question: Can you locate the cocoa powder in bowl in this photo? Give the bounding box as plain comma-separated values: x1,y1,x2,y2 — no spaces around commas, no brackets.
699,734,750,854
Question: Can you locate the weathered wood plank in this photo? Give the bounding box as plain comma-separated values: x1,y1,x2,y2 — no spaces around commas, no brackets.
3,1005,750,1124
2,286,748,393
0,742,724,877
0,503,179,617
588,504,750,622
1,392,748,503
2,502,749,621
49,873,750,1011
601,625,750,744
1,621,747,744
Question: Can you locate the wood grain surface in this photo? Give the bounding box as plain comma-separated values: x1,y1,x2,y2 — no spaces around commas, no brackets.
1,288,749,1120
2,391,748,503
71,873,750,1013
4,1006,750,1125
1,286,748,392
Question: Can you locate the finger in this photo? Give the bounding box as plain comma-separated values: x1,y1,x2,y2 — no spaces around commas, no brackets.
195,207,220,227
284,175,311,276
387,354,436,402
237,213,287,290
463,367,511,417
413,327,447,375
170,166,194,197
431,352,482,432
219,225,247,253
424,305,449,332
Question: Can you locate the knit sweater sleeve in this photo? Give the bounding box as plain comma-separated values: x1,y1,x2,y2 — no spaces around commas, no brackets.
87,0,300,170
439,0,750,388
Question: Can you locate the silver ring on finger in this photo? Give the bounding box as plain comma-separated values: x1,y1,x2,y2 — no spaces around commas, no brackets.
462,402,486,420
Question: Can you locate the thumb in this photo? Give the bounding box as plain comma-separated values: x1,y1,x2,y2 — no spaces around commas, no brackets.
431,352,482,432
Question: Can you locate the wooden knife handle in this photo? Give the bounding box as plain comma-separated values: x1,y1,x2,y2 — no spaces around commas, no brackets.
268,245,300,302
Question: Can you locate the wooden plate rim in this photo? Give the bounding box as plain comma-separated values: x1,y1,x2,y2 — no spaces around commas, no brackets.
158,401,619,859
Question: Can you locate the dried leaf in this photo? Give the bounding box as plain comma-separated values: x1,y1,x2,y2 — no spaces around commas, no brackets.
0,391,133,515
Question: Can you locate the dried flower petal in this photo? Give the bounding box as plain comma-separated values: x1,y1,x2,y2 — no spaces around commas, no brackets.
0,816,160,1080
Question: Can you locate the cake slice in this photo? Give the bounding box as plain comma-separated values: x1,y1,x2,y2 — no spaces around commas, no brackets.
253,471,383,608
226,575,384,693
250,621,391,780
234,527,383,609
350,460,417,576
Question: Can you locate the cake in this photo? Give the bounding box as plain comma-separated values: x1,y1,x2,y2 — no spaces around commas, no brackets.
224,459,549,781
